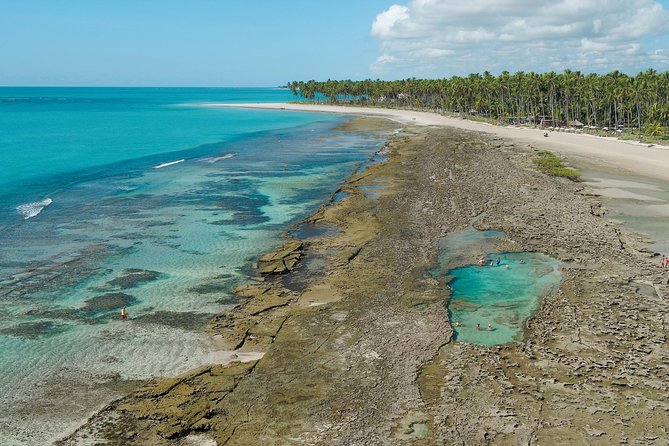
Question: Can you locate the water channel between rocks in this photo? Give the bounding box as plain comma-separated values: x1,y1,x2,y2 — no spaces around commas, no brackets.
434,230,562,346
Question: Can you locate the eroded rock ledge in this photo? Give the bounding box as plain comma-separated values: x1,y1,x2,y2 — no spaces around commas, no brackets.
257,240,303,275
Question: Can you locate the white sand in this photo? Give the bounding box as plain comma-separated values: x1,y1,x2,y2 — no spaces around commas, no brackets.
200,102,669,181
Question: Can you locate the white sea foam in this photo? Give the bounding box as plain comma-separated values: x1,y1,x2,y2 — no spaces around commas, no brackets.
16,198,53,219
153,159,185,169
205,153,237,163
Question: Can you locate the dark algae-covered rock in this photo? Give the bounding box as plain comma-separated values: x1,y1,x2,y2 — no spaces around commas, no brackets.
0,320,67,339
133,311,212,330
83,293,137,313
105,268,162,290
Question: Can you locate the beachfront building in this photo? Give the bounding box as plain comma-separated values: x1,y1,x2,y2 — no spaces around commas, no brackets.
503,116,537,126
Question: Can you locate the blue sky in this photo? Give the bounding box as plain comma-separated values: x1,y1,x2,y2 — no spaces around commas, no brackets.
1,0,668,86
0,0,393,86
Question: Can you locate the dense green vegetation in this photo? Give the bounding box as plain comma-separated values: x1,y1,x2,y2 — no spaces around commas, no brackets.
532,150,581,180
288,70,669,138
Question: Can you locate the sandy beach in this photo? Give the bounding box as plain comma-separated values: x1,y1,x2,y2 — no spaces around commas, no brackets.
202,102,669,181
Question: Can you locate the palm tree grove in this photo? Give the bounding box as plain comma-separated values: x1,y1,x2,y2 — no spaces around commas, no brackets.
289,70,669,138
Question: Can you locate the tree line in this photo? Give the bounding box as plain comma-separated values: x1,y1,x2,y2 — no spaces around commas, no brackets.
287,70,669,135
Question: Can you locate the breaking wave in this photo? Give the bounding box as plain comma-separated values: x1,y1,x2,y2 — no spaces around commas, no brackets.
153,159,185,169
16,198,53,220
205,153,237,163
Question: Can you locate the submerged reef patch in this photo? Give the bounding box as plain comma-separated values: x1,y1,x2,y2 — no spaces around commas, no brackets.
106,269,163,290
84,293,137,313
0,320,68,339
133,311,212,331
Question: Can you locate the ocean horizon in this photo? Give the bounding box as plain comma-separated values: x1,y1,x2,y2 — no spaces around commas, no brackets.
0,87,391,445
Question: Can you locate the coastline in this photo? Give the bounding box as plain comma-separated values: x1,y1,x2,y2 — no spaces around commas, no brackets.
198,102,669,181
60,116,669,444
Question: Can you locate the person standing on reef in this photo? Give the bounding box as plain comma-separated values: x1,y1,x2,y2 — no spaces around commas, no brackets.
121,307,127,321
661,255,666,268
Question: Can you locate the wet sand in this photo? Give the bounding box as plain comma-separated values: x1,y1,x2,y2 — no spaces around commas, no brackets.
60,119,669,445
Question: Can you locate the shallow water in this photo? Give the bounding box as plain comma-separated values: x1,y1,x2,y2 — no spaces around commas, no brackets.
435,231,561,346
332,190,349,203
581,169,669,254
356,184,387,199
288,222,339,240
0,88,394,444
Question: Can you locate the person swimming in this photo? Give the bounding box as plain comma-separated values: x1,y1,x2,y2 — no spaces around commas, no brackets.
487,324,493,331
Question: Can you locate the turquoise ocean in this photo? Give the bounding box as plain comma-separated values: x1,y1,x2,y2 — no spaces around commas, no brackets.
0,88,391,444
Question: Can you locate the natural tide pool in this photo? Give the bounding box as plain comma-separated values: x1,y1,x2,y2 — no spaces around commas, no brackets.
435,231,561,346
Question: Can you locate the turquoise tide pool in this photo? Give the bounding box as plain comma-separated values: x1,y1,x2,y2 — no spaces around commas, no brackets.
436,231,561,346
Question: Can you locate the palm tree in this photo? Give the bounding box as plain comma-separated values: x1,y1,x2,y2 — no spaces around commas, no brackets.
288,69,669,136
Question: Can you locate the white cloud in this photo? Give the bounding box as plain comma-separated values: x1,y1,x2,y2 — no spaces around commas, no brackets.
418,48,454,57
593,19,602,34
376,54,397,65
371,5,410,38
370,0,669,76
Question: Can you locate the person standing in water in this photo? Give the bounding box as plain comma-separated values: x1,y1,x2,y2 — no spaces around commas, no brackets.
121,307,127,321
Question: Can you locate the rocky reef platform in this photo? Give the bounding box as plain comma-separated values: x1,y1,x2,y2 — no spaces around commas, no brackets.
59,124,669,445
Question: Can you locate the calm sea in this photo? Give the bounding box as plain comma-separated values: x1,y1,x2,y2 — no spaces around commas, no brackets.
0,88,389,444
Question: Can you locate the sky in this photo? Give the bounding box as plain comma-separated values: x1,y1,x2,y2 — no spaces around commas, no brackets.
1,0,668,86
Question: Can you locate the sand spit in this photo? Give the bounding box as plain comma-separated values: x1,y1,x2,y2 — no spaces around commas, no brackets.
59,122,669,445
202,103,669,181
